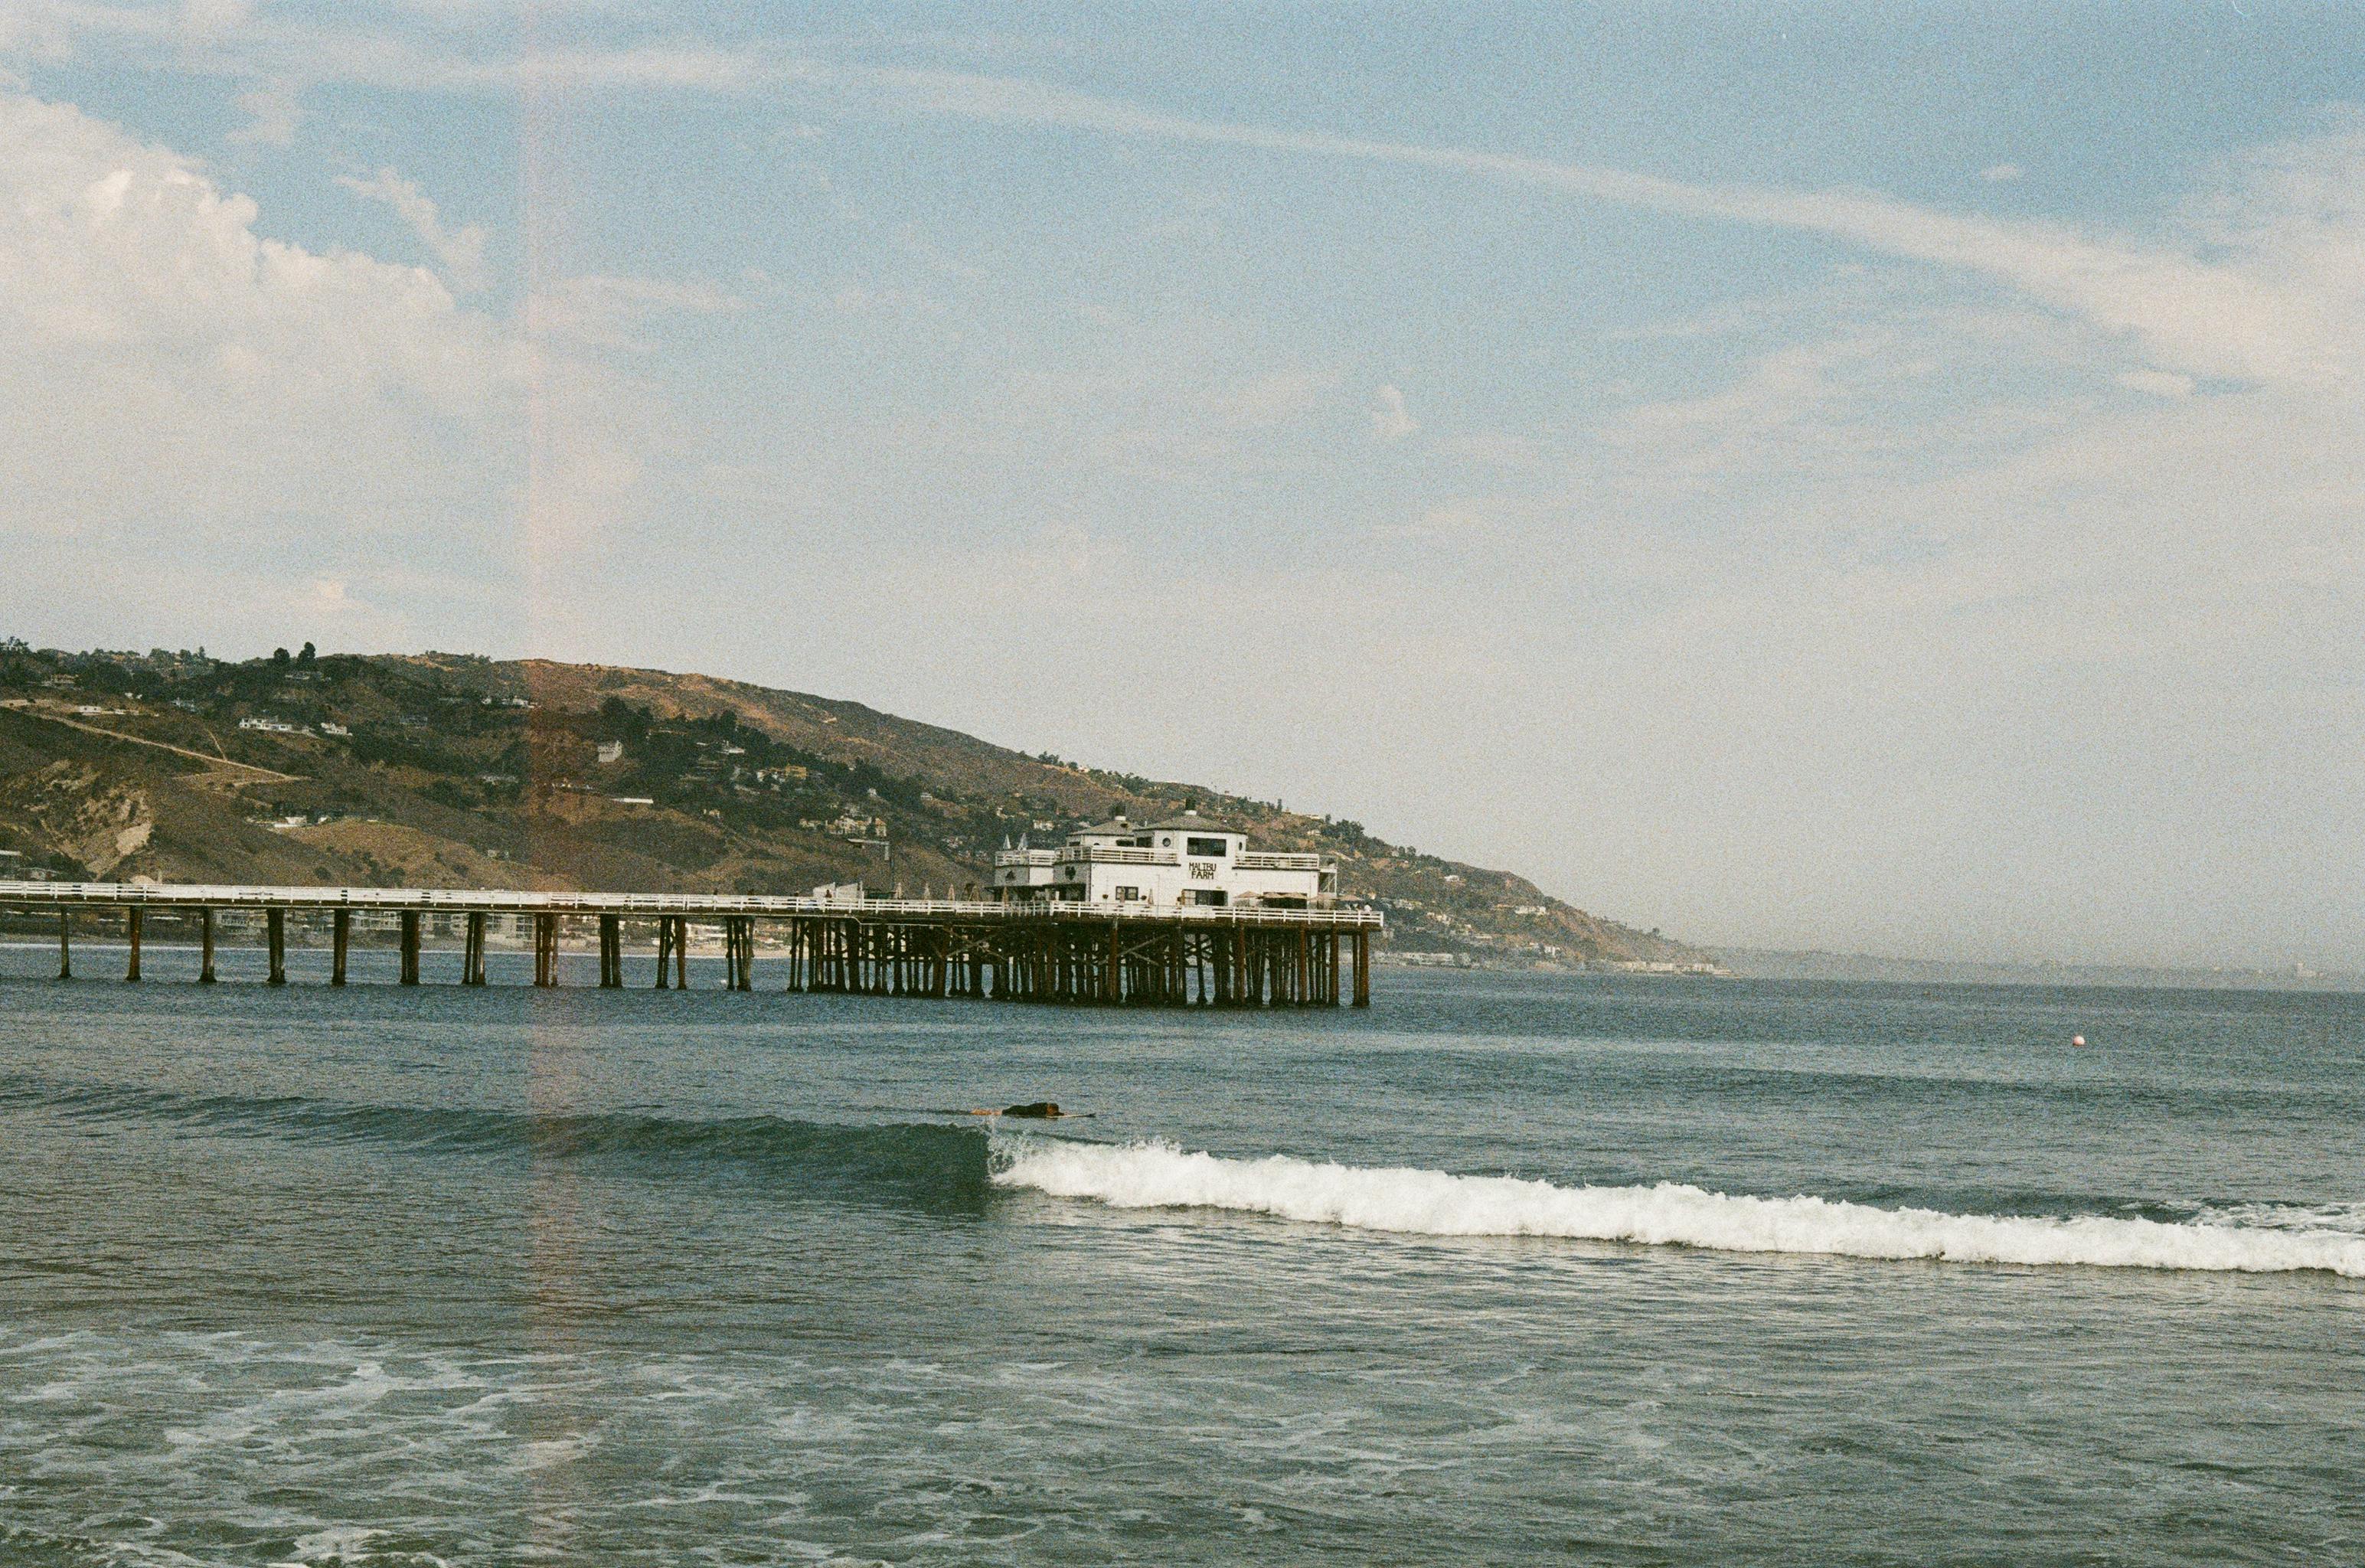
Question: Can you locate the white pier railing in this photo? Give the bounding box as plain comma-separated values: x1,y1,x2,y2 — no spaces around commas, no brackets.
0,881,1384,928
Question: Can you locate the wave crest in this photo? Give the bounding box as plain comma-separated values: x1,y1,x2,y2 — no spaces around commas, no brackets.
7,1078,992,1202
991,1139,2365,1277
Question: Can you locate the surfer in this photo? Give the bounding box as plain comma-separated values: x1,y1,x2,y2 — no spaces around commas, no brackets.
969,1101,1068,1119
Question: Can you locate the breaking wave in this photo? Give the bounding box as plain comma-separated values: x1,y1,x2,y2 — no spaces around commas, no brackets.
991,1138,2365,1277
6,1077,992,1203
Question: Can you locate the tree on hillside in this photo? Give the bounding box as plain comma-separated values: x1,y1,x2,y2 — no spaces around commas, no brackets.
598,695,652,743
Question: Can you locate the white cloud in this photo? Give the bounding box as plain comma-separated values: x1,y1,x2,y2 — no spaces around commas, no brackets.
1211,369,1338,425
828,282,946,318
2116,368,2195,398
0,89,516,549
338,165,488,290
1980,162,2024,183
225,79,299,145
1370,382,1417,442
1382,501,1494,543
178,0,252,33
0,88,697,647
528,273,744,349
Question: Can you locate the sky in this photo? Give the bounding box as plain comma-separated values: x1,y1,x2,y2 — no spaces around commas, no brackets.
0,2,2358,968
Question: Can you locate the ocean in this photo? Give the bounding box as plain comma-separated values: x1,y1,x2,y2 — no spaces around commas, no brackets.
2,943,2360,1566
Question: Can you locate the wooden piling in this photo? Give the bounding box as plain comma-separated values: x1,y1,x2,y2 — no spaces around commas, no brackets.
56,908,69,980
462,912,487,986
724,916,753,991
398,911,420,985
267,908,286,986
533,912,557,987
198,907,216,984
599,914,621,988
331,909,350,987
124,907,141,982
1352,929,1370,1008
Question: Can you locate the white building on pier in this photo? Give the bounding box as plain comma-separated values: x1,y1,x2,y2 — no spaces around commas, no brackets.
991,809,1337,909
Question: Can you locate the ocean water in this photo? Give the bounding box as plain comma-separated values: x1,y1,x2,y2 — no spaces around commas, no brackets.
2,942,2360,1566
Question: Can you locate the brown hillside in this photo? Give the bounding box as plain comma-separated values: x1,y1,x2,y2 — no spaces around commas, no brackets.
0,645,1709,969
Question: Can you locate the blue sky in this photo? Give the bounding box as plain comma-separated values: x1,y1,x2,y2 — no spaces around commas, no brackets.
2,2,2359,966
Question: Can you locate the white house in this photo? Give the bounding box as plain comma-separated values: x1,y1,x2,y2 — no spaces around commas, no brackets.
991,808,1336,909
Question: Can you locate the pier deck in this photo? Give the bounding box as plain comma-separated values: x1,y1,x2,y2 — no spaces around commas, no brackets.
1,883,1379,1008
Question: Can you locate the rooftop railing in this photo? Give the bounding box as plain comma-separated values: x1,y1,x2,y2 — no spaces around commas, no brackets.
1057,845,1174,865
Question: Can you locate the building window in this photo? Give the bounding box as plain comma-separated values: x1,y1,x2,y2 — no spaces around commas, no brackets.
1187,836,1229,858
1115,886,1139,901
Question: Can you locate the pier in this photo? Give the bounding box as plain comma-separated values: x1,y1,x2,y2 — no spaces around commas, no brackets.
2,883,1379,1008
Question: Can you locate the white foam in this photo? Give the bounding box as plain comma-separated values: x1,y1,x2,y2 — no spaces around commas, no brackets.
2190,1199,2365,1236
992,1139,2365,1277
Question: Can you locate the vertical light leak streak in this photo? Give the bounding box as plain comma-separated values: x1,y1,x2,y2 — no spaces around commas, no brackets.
519,6,590,1553
521,4,570,708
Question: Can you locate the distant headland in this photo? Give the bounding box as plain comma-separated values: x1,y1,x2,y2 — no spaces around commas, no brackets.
0,642,1710,972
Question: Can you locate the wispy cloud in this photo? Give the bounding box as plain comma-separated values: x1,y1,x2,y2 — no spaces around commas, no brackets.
338,165,488,290
12,13,2357,393
224,77,297,145
825,62,2355,392
528,273,745,350
1211,369,1339,426
2116,368,2195,398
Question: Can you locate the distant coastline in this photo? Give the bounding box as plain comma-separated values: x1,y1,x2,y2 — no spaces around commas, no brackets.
1717,947,2362,994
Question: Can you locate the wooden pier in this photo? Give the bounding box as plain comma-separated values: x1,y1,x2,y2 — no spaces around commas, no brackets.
2,884,1379,1008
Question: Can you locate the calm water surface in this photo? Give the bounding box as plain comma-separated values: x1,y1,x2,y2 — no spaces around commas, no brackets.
2,943,2360,1566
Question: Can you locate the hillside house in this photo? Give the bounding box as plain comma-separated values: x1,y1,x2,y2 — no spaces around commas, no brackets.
991,808,1336,909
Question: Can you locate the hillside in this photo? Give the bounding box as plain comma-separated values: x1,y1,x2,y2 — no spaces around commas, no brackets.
0,642,1711,969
